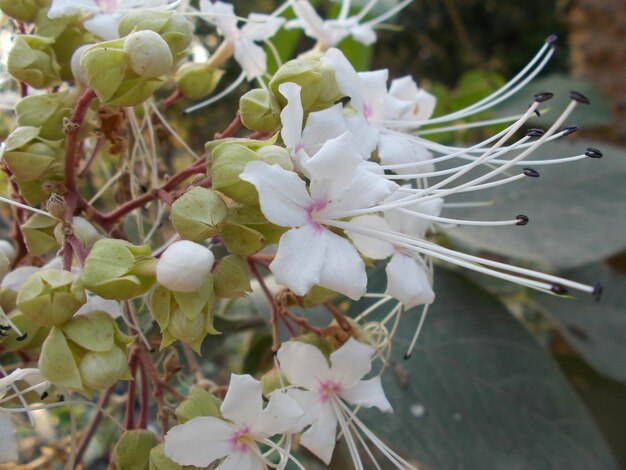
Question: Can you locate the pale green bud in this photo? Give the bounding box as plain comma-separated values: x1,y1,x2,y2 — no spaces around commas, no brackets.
170,187,228,242
71,44,91,87
17,269,86,327
79,347,129,389
156,241,214,293
256,145,292,168
269,58,321,109
149,443,182,470
82,240,156,300
175,387,222,424
212,255,251,298
21,214,59,256
114,430,156,470
239,89,280,132
0,0,49,21
15,92,75,140
54,216,101,249
298,286,338,308
176,62,224,99
124,30,173,78
7,35,61,89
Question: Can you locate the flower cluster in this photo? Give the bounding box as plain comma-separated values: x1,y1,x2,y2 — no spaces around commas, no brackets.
0,0,605,468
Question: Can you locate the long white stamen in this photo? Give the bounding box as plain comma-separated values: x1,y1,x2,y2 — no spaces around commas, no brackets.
338,0,352,21
0,196,51,217
354,0,381,21
405,304,429,359
0,364,35,427
443,201,493,208
355,295,395,321
183,71,246,114
413,113,525,136
397,207,523,227
362,0,414,28
150,102,201,160
330,397,364,470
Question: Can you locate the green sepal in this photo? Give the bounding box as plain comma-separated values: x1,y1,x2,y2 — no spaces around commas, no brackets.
7,35,61,89
114,430,157,470
79,347,130,389
149,443,183,470
212,255,252,298
221,223,266,256
172,277,214,320
239,88,280,132
175,387,222,424
269,58,321,109
170,187,229,241
39,327,83,390
21,214,59,256
81,40,127,102
61,311,116,352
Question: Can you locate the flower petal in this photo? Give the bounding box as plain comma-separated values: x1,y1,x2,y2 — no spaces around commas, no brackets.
84,13,121,40
270,225,327,296
285,388,320,432
278,82,304,151
299,401,338,465
164,416,232,467
0,368,48,399
317,230,367,300
301,104,347,156
357,70,389,121
240,161,311,228
216,450,264,470
241,14,284,41
221,374,263,427
385,252,435,308
328,163,397,214
345,114,379,158
329,337,374,389
47,0,100,18
388,76,437,121
378,134,434,176
345,214,394,260
277,341,331,390
201,0,238,39
340,376,392,412
251,390,304,437
323,48,365,113
0,414,18,464
234,40,267,80
350,24,377,46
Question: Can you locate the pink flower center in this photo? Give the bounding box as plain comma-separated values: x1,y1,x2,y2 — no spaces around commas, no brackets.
229,426,252,454
317,380,342,403
363,104,373,122
306,199,328,232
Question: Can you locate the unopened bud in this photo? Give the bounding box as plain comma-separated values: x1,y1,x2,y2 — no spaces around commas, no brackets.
156,241,214,293
171,188,228,241
212,255,251,298
124,30,173,78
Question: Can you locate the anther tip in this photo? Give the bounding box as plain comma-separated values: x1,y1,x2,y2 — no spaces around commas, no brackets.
516,214,529,226
593,282,603,301
181,110,189,117
523,168,540,178
585,147,603,159
40,391,49,400
545,34,558,44
403,353,411,360
560,125,579,136
526,128,545,138
334,96,352,106
149,347,156,353
0,325,11,330
551,283,569,295
570,91,591,104
534,92,554,103
16,333,28,341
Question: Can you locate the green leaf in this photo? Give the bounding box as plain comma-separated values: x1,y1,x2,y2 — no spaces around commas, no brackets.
353,267,618,469
443,139,626,269
495,74,613,128
535,260,626,382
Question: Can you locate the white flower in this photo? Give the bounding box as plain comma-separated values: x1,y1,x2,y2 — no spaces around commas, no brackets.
277,338,392,465
156,240,214,293
164,374,303,469
47,0,180,40
199,1,284,80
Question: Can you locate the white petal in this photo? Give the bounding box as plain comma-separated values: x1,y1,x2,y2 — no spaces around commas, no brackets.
1,266,39,292
240,161,311,228
221,374,263,427
76,295,121,318
345,114,379,158
0,368,48,399
201,1,238,39
164,416,233,467
292,1,330,43
388,76,437,121
156,241,214,293
329,337,374,389
299,402,338,465
317,230,367,300
385,252,435,308
47,0,100,18
0,414,18,464
270,225,328,296
285,388,320,432
301,104,348,156
339,376,392,412
217,450,264,470
378,134,434,176
84,13,121,40
241,14,284,41
277,341,331,390
329,163,397,213
234,40,267,80
345,214,394,260
305,132,362,203
278,82,304,150
357,70,389,121
323,48,364,113
251,390,303,437
350,24,377,46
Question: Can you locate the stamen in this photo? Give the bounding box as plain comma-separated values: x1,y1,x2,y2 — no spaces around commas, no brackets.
523,168,540,177
397,207,526,227
526,128,545,137
404,303,429,359
593,282,603,301
533,91,554,103
183,71,246,115
515,214,529,226
585,148,603,159
570,90,591,105
550,283,569,295
560,125,579,136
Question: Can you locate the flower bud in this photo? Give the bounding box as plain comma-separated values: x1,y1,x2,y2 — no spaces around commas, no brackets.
82,240,156,300
269,58,322,109
114,430,156,470
70,44,91,87
176,62,224,99
21,214,59,256
79,347,130,389
239,89,280,132
15,91,75,140
261,368,287,396
7,35,61,89
0,241,16,266
256,145,292,168
156,241,214,293
124,30,173,78
212,255,251,298
17,269,86,327
175,387,222,424
54,216,101,249
0,0,50,21
170,188,228,242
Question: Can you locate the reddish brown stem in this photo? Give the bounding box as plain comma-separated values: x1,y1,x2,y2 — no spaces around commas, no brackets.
65,89,97,199
162,89,183,108
214,112,242,139
124,352,139,430
248,260,281,351
74,387,113,466
324,302,353,332
138,364,150,429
